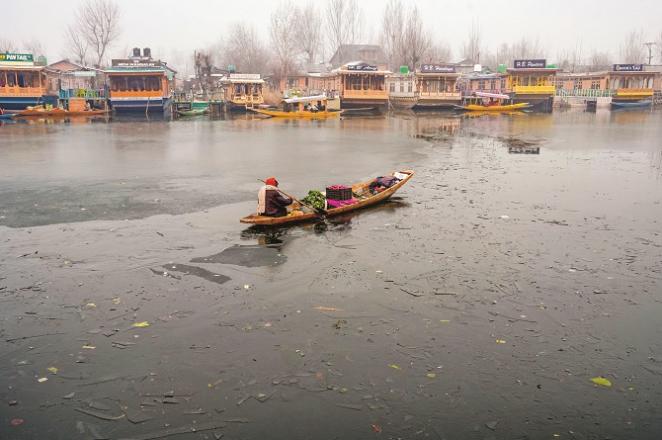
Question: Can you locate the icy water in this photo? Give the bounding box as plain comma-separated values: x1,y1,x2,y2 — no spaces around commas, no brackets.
1,110,662,439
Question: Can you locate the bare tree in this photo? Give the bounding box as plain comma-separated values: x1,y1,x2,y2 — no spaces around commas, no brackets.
589,51,612,70
298,2,322,64
65,25,89,65
379,0,405,70
74,0,121,67
224,23,269,75
193,50,214,97
621,30,645,64
22,39,45,58
0,39,17,53
270,1,301,80
325,0,363,61
461,22,481,63
423,42,452,64
402,6,430,69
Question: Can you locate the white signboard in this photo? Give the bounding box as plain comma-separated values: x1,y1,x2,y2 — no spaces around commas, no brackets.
230,73,261,80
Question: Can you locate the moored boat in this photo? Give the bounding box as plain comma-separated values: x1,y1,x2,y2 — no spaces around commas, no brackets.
177,108,208,117
252,95,340,119
16,106,109,117
240,170,414,226
457,92,530,112
610,99,652,110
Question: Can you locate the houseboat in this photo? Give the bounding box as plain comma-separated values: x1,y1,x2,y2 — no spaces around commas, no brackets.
608,64,658,109
0,52,48,111
221,73,265,111
387,67,417,110
414,64,461,109
336,61,390,112
507,59,558,112
45,59,106,110
105,48,176,113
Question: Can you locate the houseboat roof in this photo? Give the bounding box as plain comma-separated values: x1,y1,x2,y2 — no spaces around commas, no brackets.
556,71,609,78
329,44,387,69
105,66,168,74
0,64,45,71
45,59,104,74
222,78,265,84
335,62,391,75
507,67,559,73
283,94,327,104
475,91,510,99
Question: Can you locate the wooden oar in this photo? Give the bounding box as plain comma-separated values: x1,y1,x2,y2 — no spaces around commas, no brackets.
258,180,327,216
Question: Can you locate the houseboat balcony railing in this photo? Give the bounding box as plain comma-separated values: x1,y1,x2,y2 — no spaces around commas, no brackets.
232,94,264,104
555,88,614,98
0,86,46,96
343,90,388,100
615,88,654,97
418,91,462,99
110,90,164,98
59,88,106,99
513,85,556,95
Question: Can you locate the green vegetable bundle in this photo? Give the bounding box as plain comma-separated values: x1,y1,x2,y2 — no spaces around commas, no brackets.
301,190,326,210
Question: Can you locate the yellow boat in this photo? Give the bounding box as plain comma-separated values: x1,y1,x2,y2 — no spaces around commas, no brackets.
456,92,530,112
252,95,340,119
461,102,531,112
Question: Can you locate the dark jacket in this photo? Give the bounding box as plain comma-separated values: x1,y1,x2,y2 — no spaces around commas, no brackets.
264,189,293,217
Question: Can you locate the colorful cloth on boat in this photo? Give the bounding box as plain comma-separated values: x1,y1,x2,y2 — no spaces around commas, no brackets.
326,198,357,208
369,176,399,194
257,185,292,217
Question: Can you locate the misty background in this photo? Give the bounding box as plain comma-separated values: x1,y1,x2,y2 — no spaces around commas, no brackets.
2,0,662,76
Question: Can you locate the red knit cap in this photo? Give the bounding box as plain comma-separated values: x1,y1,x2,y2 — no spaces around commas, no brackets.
265,177,278,186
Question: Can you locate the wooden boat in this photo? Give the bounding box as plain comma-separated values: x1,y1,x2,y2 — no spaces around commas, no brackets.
177,108,208,117
16,107,109,117
0,113,15,120
459,102,531,112
240,170,414,226
252,95,340,119
611,99,652,110
456,92,530,112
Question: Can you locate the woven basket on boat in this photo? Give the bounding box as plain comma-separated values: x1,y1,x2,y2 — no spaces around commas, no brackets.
326,186,352,200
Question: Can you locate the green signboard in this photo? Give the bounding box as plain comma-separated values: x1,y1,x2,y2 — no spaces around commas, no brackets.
0,53,34,63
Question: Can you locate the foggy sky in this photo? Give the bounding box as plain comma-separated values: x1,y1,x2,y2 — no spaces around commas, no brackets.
3,0,661,74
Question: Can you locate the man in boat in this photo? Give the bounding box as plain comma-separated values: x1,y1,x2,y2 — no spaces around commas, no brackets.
257,177,293,217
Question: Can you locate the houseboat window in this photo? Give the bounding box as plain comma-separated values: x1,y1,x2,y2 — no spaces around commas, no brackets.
0,72,6,87
478,80,485,90
389,82,395,93
399,82,404,93
490,79,496,90
408,81,413,93
146,76,161,91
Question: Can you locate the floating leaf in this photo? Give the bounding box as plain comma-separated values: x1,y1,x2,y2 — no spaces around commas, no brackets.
37,377,48,383
132,321,150,328
495,339,507,344
47,367,58,374
111,297,121,305
82,345,96,349
439,319,450,324
426,373,437,379
388,364,401,370
84,303,97,309
371,424,382,433
590,376,612,387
